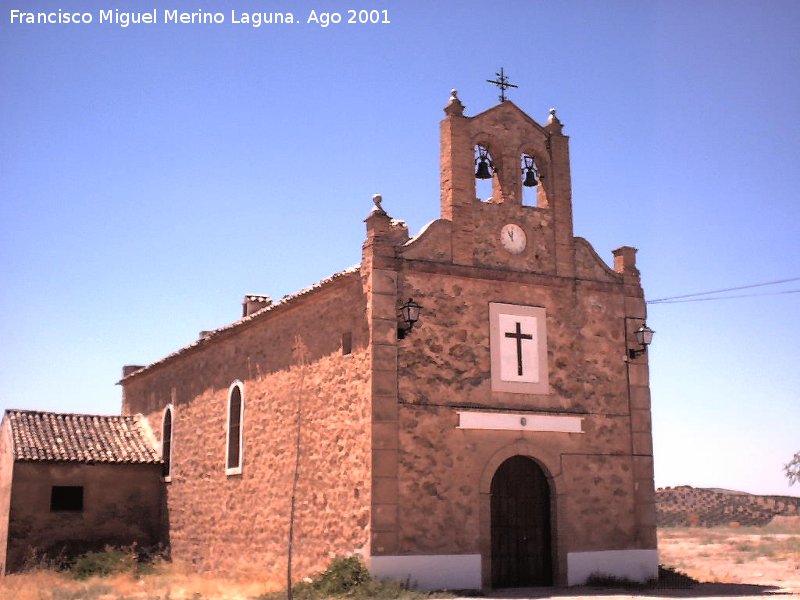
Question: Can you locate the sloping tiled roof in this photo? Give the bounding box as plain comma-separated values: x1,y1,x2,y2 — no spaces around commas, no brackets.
4,410,161,464
121,265,360,382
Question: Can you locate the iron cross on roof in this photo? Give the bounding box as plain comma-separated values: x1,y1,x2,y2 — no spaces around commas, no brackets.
486,67,518,102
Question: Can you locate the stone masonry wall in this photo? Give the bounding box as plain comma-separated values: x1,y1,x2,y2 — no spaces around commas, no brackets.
397,267,630,416
121,272,372,578
4,462,162,572
392,265,644,579
0,419,13,573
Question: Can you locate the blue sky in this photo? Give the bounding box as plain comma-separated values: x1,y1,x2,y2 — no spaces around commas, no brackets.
1,0,798,496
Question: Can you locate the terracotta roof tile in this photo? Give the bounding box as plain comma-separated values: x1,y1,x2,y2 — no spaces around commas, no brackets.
5,410,161,464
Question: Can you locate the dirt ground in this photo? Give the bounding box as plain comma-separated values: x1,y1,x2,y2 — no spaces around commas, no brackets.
454,518,800,600
656,517,800,594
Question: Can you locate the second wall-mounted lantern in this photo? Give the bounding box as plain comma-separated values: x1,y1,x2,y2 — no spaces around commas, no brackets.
628,323,655,359
398,298,422,339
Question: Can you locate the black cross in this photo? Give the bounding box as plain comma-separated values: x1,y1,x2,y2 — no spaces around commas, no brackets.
505,321,533,376
486,67,518,102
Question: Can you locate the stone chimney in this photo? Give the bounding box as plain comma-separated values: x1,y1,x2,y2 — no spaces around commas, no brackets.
242,294,272,317
122,365,144,378
612,246,640,277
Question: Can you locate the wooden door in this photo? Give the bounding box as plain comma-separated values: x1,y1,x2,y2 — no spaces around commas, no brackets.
491,455,553,587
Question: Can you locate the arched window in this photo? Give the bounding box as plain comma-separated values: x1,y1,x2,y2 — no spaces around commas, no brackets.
474,144,496,202
226,381,244,475
520,152,548,208
162,405,173,480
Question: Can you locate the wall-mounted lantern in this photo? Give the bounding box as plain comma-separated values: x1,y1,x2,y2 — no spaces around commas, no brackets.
628,323,655,359
398,298,422,339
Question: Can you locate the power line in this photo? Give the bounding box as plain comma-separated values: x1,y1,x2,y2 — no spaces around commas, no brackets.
649,289,800,304
648,277,800,304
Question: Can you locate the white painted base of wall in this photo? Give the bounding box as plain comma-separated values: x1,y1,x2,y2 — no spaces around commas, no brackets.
368,554,481,591
567,549,659,585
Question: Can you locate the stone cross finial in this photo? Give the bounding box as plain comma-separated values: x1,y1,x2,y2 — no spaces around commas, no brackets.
546,107,564,134
444,88,465,116
548,108,562,124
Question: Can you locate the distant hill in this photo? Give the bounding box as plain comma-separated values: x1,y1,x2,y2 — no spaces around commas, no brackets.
657,485,800,527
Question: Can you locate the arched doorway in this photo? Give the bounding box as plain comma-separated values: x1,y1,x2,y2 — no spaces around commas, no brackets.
490,455,553,587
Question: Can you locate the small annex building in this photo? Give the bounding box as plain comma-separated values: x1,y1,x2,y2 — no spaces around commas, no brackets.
0,92,658,588
0,410,163,573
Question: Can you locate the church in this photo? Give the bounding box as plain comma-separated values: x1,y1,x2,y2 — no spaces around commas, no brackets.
1,89,658,588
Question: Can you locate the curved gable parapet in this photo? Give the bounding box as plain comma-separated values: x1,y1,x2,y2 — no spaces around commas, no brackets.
574,237,623,283
399,219,452,262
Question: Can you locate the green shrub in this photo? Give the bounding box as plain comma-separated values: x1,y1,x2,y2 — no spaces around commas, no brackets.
310,556,370,596
258,555,438,600
656,565,698,588
69,547,137,580
585,572,645,588
585,565,697,590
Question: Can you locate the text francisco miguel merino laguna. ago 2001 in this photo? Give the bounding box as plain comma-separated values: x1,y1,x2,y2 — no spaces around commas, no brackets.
8,8,392,28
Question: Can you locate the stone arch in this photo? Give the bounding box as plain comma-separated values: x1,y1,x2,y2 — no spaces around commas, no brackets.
471,132,504,203
471,131,504,161
479,440,561,493
518,141,552,208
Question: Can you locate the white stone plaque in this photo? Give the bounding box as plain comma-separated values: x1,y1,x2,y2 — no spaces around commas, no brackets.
490,303,549,394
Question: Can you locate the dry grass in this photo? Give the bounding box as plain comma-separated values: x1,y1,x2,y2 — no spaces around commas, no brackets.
658,516,800,592
5,518,800,599
0,560,283,600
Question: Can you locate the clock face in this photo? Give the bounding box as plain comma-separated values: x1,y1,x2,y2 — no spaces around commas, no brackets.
500,223,526,254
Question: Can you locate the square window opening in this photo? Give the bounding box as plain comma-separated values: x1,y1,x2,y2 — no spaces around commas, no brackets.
50,486,84,512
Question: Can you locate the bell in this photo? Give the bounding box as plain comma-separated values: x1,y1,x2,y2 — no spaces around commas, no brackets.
475,159,492,179
523,167,538,187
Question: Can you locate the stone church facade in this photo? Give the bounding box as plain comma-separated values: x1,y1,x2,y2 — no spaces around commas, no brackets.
2,93,657,587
